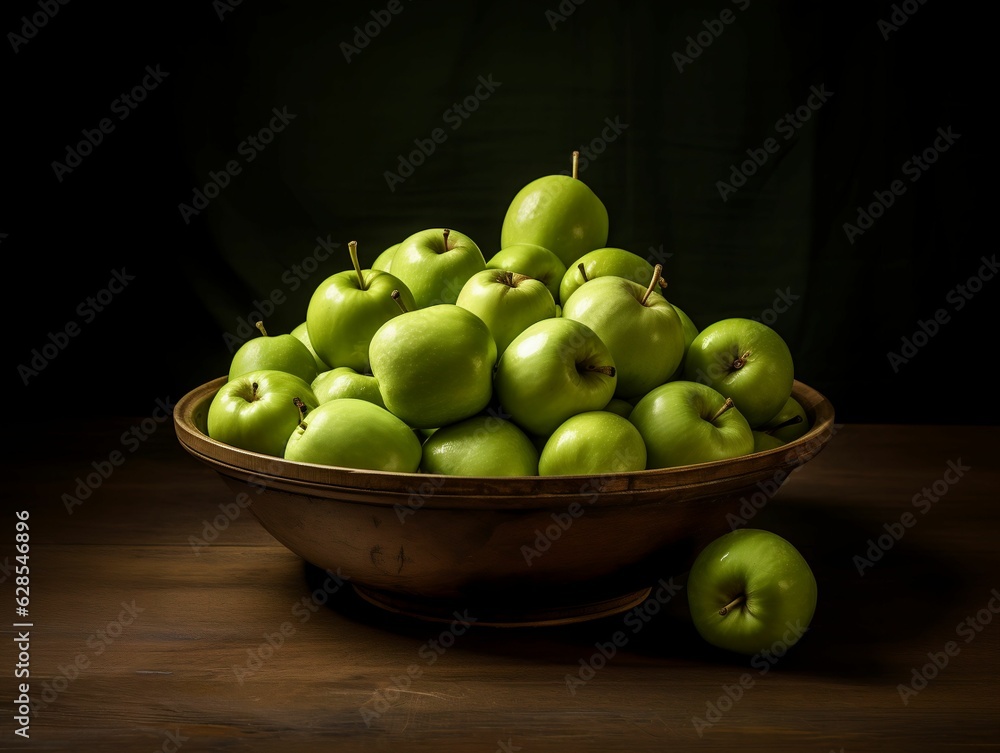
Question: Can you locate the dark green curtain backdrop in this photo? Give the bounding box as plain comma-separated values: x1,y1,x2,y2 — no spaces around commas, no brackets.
6,0,990,423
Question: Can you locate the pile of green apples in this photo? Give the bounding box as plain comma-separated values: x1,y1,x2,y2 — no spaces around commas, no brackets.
207,152,811,477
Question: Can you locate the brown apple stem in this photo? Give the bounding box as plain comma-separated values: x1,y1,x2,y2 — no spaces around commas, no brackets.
585,364,616,377
348,240,366,290
442,228,451,251
293,397,308,428
732,350,752,370
255,321,268,337
640,264,663,305
391,289,408,314
719,594,745,616
766,415,804,435
709,397,736,423
578,262,589,283
572,150,580,179
251,382,260,400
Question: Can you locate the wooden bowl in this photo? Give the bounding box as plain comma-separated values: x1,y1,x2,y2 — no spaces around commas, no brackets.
173,377,835,627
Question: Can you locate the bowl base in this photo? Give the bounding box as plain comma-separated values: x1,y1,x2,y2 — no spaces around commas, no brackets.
351,584,653,628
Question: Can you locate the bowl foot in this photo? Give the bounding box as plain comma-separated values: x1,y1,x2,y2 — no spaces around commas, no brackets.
351,584,653,627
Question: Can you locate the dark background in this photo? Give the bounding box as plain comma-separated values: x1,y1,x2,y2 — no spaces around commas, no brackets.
5,0,992,424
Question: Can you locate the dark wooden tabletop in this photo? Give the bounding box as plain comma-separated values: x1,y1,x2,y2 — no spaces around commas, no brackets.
3,417,998,752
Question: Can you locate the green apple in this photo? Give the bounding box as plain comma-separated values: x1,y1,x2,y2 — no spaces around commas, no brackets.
752,431,786,453
665,304,700,382
290,320,330,373
369,303,497,429
207,369,318,457
420,413,539,476
306,241,416,373
228,321,318,384
561,266,685,400
284,398,421,472
486,243,567,303
538,411,646,476
371,243,399,272
604,398,634,419
311,366,384,408
686,528,818,656
500,151,609,269
388,228,486,308
629,381,754,468
494,317,617,437
757,397,809,439
684,318,795,427
559,247,655,306
455,269,557,356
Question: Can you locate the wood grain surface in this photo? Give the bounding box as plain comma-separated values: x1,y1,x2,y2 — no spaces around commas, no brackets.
1,418,997,752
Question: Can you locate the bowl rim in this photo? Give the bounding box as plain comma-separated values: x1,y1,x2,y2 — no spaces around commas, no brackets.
174,375,837,500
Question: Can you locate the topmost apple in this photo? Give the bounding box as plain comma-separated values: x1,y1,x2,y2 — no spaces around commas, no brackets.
500,151,609,269
389,228,486,308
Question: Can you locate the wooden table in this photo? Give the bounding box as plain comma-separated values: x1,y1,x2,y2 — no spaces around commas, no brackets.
4,418,998,752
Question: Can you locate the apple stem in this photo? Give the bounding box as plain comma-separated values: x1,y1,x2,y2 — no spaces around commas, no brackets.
293,397,308,428
719,594,745,616
640,265,663,306
585,364,617,377
442,228,451,251
732,350,752,370
709,397,736,423
578,262,589,283
251,382,260,400
348,240,366,291
572,150,580,179
391,289,408,314
766,415,804,435
255,321,268,337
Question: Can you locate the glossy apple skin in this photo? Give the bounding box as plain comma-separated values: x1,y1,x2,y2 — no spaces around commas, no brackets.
686,528,818,656
228,330,318,385
420,414,539,476
683,318,794,427
369,304,497,430
562,276,685,400
559,247,655,306
752,430,786,453
494,317,617,437
604,398,634,419
486,243,567,303
758,396,809,440
500,174,609,269
455,269,557,356
371,243,399,272
306,268,415,374
538,411,647,476
389,228,487,308
291,321,330,373
629,381,754,468
665,304,700,382
311,367,385,408
283,398,421,472
207,370,318,458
